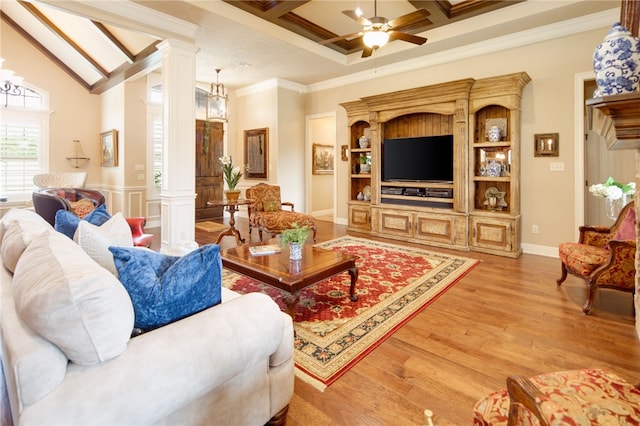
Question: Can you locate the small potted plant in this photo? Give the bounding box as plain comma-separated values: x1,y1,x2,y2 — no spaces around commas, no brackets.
279,223,310,260
359,154,371,174
219,155,246,201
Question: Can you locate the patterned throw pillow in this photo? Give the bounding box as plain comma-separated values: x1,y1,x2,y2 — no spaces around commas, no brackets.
54,204,111,239
612,206,636,241
263,200,280,212
109,244,223,330
69,198,95,218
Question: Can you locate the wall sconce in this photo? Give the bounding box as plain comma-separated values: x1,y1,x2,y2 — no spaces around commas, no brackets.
66,139,90,168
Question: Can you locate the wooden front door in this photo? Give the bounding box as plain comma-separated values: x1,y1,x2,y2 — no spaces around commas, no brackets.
195,120,224,220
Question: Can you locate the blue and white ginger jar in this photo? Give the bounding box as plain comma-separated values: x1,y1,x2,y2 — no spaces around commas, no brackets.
593,22,640,97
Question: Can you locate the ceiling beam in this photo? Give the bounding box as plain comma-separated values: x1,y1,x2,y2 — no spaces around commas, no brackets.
18,0,110,78
89,41,162,95
0,10,91,91
91,21,135,64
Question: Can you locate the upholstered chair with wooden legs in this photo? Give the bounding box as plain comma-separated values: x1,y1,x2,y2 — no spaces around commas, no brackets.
556,201,636,314
473,369,640,425
246,183,317,242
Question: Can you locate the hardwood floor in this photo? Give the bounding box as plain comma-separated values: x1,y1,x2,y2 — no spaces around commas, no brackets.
154,217,639,425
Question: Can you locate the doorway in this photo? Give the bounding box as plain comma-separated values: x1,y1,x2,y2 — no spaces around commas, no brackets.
583,79,636,225
195,119,224,221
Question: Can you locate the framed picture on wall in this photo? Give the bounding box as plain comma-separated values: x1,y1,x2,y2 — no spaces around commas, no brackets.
312,143,334,175
534,133,559,157
244,128,268,179
100,129,118,167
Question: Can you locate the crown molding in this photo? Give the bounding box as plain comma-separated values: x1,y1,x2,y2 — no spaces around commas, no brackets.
236,78,308,97
307,8,619,93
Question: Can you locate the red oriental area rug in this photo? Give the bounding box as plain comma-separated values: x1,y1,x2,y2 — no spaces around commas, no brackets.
222,236,480,390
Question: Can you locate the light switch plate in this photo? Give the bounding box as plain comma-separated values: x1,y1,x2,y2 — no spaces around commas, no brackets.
549,162,564,171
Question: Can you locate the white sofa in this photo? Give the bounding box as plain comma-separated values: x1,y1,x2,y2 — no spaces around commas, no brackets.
0,208,294,425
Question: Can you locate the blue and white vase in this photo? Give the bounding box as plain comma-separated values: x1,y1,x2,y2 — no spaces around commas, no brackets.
289,242,302,260
593,22,640,97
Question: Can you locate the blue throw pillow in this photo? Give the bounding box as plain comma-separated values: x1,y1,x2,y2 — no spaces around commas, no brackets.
109,244,222,330
54,204,111,239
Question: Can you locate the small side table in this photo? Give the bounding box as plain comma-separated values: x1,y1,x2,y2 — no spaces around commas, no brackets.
206,198,253,246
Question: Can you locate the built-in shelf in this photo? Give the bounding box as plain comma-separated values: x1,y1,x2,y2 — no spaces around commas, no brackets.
588,93,640,150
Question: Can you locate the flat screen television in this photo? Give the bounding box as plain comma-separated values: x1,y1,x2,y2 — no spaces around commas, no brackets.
382,135,454,183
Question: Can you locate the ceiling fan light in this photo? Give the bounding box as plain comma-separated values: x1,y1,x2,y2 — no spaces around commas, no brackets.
363,30,389,49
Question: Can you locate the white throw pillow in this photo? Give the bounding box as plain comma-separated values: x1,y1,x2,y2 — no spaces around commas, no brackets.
74,212,133,275
13,231,134,365
0,209,53,273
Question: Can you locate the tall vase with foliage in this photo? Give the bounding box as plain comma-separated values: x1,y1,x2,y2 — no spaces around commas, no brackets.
219,156,245,201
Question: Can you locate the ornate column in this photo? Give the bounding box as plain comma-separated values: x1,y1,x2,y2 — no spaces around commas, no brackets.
157,39,197,252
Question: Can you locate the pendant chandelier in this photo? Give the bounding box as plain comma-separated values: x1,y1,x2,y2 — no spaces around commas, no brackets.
206,69,228,122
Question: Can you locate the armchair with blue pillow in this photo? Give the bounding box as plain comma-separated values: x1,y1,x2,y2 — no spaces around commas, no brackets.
32,187,153,247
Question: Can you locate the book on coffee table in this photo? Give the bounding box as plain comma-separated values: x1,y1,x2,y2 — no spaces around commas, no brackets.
249,244,282,256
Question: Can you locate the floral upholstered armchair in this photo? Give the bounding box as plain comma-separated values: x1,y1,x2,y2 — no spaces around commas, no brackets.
473,369,640,425
556,201,636,314
246,183,317,242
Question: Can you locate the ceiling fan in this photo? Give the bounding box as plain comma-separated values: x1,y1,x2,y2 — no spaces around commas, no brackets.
320,0,430,58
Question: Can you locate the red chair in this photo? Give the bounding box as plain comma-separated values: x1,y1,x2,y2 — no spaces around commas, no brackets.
473,369,640,425
126,217,154,248
556,201,636,314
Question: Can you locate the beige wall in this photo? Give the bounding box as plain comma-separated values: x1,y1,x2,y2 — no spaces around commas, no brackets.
2,23,101,187
308,115,335,214
234,82,307,212
277,86,306,212
235,84,277,196
306,27,610,252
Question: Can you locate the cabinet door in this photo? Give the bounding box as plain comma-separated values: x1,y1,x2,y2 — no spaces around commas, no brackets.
373,208,413,238
414,213,457,245
470,215,515,253
348,204,371,231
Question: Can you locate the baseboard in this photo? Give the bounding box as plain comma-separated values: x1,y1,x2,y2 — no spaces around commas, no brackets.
521,243,558,258
312,209,334,217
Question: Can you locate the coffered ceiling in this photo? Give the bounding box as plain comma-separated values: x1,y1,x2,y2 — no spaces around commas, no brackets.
0,0,621,94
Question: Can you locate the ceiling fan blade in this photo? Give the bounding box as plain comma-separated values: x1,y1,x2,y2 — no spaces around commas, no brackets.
319,32,362,45
361,46,374,58
388,31,427,46
343,10,372,27
387,9,430,29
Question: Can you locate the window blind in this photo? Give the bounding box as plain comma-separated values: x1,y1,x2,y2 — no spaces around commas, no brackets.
0,114,41,195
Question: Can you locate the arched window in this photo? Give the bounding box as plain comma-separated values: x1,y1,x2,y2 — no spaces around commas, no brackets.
0,84,49,200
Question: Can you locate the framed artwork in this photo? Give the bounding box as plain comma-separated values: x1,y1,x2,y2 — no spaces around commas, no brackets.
312,143,334,175
341,144,349,161
534,133,559,157
100,129,118,167
244,128,268,179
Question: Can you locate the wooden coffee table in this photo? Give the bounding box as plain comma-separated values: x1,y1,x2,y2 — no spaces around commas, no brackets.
220,241,359,317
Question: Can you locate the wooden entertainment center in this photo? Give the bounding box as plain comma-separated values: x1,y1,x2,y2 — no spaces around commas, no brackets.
341,72,531,258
